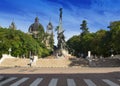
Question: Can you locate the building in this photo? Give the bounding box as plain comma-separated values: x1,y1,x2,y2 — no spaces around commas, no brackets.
9,21,16,30
28,17,54,49
28,17,45,39
45,21,54,49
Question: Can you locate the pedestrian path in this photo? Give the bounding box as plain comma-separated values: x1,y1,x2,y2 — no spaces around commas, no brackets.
0,77,120,86
84,79,97,86
29,78,43,86
102,79,119,86
0,77,17,86
48,78,58,86
67,79,76,86
10,77,29,86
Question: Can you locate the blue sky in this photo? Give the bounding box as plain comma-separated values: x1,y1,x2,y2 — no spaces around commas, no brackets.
0,0,120,45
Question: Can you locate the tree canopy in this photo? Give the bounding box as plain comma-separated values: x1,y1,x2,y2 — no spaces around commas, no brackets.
67,20,120,57
0,27,51,58
80,20,89,36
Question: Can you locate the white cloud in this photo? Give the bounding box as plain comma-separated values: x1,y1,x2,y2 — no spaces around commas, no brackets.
0,0,120,45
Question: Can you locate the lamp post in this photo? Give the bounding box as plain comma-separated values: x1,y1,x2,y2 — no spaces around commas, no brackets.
110,48,114,57
8,48,12,56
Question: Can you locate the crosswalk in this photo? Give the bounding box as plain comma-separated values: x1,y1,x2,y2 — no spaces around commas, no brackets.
102,79,120,86
48,78,58,86
0,77,120,86
84,79,97,86
67,79,76,86
30,78,43,86
0,77,17,86
10,77,29,86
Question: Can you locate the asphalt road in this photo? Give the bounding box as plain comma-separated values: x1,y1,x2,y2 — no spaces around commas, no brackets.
0,67,120,86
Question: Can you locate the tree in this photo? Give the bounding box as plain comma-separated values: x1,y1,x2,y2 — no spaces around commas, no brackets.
0,27,51,58
108,21,120,54
92,30,107,56
67,20,120,58
80,33,95,56
80,20,89,36
67,35,80,56
37,25,45,43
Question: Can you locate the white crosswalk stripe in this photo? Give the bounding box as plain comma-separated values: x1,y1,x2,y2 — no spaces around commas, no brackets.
67,79,76,86
10,77,29,86
84,79,97,86
0,77,120,86
102,79,120,86
30,78,43,86
0,77,17,86
48,78,58,86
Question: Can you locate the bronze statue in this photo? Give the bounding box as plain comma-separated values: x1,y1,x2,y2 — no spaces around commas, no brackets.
59,8,62,21
55,8,67,57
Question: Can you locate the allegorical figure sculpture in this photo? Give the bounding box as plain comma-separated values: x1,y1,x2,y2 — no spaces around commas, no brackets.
57,30,66,49
56,8,67,57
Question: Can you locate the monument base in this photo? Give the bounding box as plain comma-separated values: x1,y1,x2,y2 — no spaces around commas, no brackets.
56,49,69,59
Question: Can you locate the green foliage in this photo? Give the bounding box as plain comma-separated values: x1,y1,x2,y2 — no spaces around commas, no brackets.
0,27,51,58
67,35,80,56
37,25,45,42
92,30,107,56
67,20,120,57
80,33,94,54
108,21,120,54
80,20,89,36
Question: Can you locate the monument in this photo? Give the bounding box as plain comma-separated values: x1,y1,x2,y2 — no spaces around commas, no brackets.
56,8,68,58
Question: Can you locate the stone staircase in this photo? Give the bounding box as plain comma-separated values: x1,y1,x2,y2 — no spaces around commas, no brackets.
1,56,119,67
90,58,120,67
68,58,89,67
0,57,72,67
35,58,71,67
0,58,29,67
0,57,88,67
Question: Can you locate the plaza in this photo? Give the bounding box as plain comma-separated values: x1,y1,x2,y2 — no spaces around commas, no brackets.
0,0,120,86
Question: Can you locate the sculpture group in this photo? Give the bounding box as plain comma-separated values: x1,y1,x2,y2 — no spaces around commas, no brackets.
56,8,68,57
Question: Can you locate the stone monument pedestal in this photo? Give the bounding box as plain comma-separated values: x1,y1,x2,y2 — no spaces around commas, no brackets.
56,49,69,59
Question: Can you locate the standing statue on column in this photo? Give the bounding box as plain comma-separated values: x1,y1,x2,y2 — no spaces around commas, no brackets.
59,8,62,21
